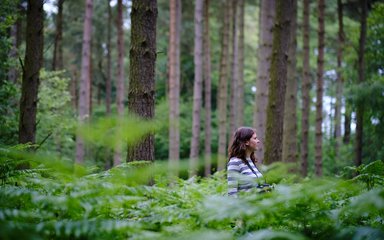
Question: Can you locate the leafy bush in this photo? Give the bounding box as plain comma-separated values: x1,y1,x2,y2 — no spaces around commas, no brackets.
1,147,383,240
0,81,19,145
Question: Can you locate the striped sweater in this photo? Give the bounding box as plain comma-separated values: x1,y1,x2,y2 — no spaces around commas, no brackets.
227,157,263,196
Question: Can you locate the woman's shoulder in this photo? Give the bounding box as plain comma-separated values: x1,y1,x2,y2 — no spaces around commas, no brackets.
228,157,243,164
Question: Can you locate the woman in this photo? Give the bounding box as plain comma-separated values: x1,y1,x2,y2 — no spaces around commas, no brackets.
227,127,263,196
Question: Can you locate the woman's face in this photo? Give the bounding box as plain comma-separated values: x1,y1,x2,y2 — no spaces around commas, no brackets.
246,133,260,151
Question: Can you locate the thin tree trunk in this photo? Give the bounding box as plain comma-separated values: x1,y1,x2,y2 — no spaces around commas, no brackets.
8,2,23,84
8,23,18,83
52,0,65,156
76,0,93,164
114,0,125,166
18,0,44,145
237,0,245,127
282,0,297,164
70,68,78,109
203,0,212,176
116,0,125,118
344,107,351,144
301,0,310,176
169,0,181,170
315,0,325,176
89,43,93,115
52,0,64,70
253,0,275,163
106,0,112,115
229,0,239,135
334,0,344,160
189,0,204,176
264,0,292,164
217,0,230,171
127,0,157,162
97,82,102,106
355,0,367,167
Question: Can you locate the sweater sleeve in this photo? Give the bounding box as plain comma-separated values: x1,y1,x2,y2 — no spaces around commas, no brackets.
227,158,240,196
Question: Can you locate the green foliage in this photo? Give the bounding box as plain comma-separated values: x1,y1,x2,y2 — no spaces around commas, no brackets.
36,69,76,159
342,2,384,165
366,3,384,78
0,81,19,145
0,150,383,239
0,0,17,84
344,160,384,190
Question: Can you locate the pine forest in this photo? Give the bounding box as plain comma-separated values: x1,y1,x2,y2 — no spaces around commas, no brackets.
0,0,384,239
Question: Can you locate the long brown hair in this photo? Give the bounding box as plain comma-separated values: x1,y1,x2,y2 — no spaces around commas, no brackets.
228,127,257,165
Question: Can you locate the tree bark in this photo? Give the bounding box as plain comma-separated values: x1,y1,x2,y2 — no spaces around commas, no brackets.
18,0,44,145
282,0,297,164
8,23,18,83
315,0,325,176
76,0,93,164
344,107,351,144
203,0,212,176
237,0,245,127
52,0,64,70
189,0,204,176
114,0,125,166
253,0,275,163
169,0,181,169
8,2,23,84
355,0,367,167
264,0,292,164
217,0,230,171
301,0,311,176
334,0,344,160
127,0,157,162
106,0,112,115
229,0,239,135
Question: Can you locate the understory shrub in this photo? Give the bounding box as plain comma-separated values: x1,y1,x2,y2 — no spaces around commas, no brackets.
0,148,383,239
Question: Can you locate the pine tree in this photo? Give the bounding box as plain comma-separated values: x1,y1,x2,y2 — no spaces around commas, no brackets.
19,0,44,145
127,0,158,162
264,0,292,164
76,0,93,163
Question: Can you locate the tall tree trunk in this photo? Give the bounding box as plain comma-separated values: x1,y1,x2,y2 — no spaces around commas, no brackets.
253,0,275,163
301,0,310,176
237,0,245,127
51,0,65,156
97,82,102,106
89,43,93,115
106,0,112,115
282,0,297,164
76,0,93,164
18,0,44,145
229,0,239,135
8,23,18,83
203,0,212,176
114,0,125,166
70,68,78,109
189,0,203,176
169,0,181,170
355,0,367,167
315,0,325,176
127,0,157,162
334,0,344,160
264,0,292,164
8,2,23,84
217,0,230,171
52,0,64,70
344,107,351,144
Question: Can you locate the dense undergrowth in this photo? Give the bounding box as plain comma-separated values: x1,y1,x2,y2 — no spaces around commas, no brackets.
0,147,383,240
